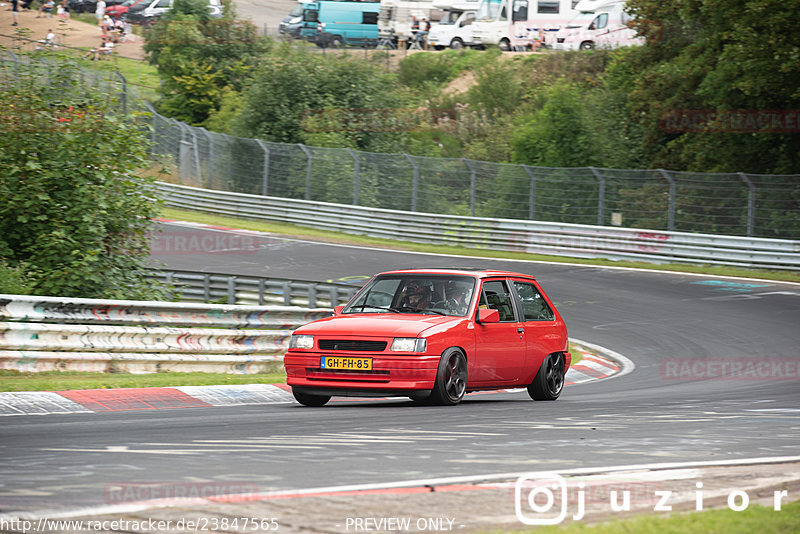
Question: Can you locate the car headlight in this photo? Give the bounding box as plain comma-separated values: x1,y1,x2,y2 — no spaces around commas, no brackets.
289,334,314,349
390,338,427,353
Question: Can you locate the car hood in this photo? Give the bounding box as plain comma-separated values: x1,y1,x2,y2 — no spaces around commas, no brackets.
294,313,460,338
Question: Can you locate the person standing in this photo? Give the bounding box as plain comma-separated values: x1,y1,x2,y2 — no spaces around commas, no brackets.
95,0,106,29
11,0,19,26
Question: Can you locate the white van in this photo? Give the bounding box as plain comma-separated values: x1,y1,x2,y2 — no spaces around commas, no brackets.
128,0,222,25
553,0,643,50
428,0,479,49
470,0,508,49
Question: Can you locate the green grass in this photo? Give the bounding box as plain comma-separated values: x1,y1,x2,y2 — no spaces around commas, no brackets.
0,366,286,392
520,499,800,534
160,207,800,284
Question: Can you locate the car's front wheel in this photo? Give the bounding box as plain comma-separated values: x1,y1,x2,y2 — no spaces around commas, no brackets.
430,349,467,406
527,353,565,400
292,388,331,407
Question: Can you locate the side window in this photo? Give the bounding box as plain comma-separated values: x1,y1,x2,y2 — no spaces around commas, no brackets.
591,13,608,30
513,281,555,321
363,12,378,25
303,9,318,23
480,280,517,322
156,0,170,8
537,0,559,14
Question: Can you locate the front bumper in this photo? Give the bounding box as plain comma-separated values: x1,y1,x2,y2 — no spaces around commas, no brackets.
284,352,440,393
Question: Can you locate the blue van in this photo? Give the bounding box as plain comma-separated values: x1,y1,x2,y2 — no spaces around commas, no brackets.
300,1,381,47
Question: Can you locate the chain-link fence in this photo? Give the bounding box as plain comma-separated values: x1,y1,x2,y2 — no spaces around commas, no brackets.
151,107,800,239
4,50,798,240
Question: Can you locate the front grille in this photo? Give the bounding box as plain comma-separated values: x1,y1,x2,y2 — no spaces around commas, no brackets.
318,340,387,352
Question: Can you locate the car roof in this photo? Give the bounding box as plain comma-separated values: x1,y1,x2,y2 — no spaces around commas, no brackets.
377,268,536,280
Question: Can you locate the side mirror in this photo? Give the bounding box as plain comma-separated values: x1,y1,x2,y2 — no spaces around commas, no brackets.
333,305,345,315
477,308,499,324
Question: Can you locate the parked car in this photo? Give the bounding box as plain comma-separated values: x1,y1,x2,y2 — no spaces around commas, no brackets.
123,0,221,26
68,0,125,13
278,2,304,38
106,0,147,18
284,268,571,406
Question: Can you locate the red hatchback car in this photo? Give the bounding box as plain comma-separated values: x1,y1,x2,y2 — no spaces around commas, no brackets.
284,269,570,406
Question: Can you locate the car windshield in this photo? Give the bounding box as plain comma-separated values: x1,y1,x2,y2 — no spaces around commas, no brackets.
345,274,476,317
439,11,462,25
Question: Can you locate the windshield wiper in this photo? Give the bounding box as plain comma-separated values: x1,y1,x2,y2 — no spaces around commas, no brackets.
350,305,400,313
398,306,446,315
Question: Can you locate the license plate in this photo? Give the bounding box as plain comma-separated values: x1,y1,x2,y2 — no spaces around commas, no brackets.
320,356,373,371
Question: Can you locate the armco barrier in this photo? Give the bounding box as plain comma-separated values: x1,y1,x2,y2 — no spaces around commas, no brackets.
145,269,359,306
157,182,800,270
0,294,330,374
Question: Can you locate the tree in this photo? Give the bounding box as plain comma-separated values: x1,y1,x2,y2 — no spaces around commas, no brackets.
232,44,402,151
624,0,800,173
0,58,164,299
144,0,272,125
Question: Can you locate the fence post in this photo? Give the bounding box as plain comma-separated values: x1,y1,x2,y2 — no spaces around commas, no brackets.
348,148,360,205
658,169,677,231
223,133,234,190
299,144,313,201
115,71,127,115
256,139,271,196
404,153,419,212
198,127,214,188
589,167,606,226
738,172,756,236
463,159,476,217
522,165,536,220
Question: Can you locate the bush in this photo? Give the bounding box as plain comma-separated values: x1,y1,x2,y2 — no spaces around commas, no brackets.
0,57,166,300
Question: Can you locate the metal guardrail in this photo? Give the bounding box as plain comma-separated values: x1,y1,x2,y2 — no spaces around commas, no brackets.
0,294,330,374
146,269,360,306
157,182,800,270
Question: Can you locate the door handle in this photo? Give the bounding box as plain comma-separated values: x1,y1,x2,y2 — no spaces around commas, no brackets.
517,327,525,333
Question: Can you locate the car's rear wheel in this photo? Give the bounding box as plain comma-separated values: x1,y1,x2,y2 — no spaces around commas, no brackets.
430,349,467,406
527,353,565,400
292,388,331,407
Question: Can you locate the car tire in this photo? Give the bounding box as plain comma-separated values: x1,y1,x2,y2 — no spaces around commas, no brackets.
429,348,467,406
450,37,463,50
499,38,511,52
330,35,343,48
580,41,595,50
292,388,331,407
527,353,565,401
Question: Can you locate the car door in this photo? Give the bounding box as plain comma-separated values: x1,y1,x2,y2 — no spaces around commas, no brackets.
510,279,565,383
470,279,527,385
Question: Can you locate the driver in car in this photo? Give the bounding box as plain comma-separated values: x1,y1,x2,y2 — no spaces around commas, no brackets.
402,281,431,310
446,283,471,315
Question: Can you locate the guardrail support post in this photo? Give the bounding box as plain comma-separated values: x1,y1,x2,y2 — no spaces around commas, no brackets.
463,159,476,217
404,154,419,212
589,166,606,226
738,172,756,236
658,169,677,231
227,277,237,304
203,274,211,302
256,139,271,196
299,144,313,201
348,148,360,205
522,165,536,220
308,284,317,308
282,281,291,306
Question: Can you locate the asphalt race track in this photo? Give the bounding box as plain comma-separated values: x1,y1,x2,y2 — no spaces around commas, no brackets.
1,220,799,522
